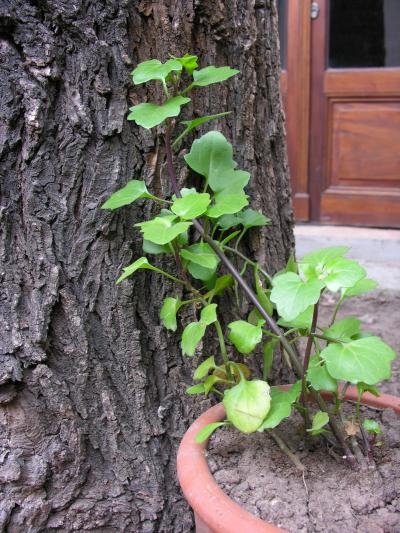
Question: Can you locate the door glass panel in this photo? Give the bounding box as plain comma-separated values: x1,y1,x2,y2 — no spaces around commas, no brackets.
329,0,400,68
277,0,287,69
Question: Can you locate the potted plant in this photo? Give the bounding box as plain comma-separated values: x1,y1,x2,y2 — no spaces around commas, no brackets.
101,55,398,532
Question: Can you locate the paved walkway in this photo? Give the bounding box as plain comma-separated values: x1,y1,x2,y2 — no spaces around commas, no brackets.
294,225,400,291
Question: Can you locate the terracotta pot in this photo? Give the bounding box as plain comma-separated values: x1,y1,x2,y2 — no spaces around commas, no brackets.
177,388,400,533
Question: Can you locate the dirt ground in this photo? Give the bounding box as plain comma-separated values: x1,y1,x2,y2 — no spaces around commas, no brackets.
208,289,400,533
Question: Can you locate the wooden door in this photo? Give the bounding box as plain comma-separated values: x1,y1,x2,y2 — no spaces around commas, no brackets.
280,0,400,228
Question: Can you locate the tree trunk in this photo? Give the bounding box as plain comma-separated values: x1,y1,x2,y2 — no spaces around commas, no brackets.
0,1,293,531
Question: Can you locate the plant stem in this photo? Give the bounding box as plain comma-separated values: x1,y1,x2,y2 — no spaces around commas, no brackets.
313,392,356,466
164,125,360,466
214,319,232,380
300,303,319,431
164,127,301,374
330,296,344,326
222,245,273,284
269,429,305,472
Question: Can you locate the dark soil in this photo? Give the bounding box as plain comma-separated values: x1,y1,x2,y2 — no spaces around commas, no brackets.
207,290,400,533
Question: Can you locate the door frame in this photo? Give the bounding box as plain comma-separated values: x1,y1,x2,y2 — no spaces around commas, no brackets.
282,0,312,221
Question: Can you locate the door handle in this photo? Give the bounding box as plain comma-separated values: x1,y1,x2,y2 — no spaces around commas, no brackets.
311,1,320,20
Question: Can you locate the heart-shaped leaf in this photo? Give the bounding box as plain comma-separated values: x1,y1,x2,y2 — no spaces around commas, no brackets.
193,356,216,380
323,317,361,342
195,422,226,443
160,297,181,331
171,192,211,220
207,192,248,218
131,58,182,84
306,355,338,392
323,257,366,292
184,131,236,182
270,272,324,322
174,112,231,147
186,383,206,395
135,216,192,245
228,320,263,354
223,379,271,433
101,180,155,210
299,246,349,280
259,381,302,430
320,336,396,385
200,304,218,325
181,321,207,356
116,257,169,283
180,243,220,270
128,96,191,129
192,66,239,87
209,169,250,194
342,278,378,298
175,54,198,75
307,411,329,436
277,306,314,330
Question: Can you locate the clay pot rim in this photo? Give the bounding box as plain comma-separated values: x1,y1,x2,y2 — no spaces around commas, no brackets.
177,387,400,533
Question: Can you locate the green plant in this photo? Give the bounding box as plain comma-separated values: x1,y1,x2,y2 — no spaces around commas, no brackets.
101,54,396,468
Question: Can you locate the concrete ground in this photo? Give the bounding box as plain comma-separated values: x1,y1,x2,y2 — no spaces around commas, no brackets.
294,225,400,291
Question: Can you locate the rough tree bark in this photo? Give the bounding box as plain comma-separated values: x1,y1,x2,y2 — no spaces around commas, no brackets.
0,1,293,531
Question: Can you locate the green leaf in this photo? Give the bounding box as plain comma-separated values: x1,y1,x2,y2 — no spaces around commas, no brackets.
357,382,380,398
186,383,205,395
204,374,225,394
184,131,236,181
209,169,250,194
187,262,216,281
135,216,192,245
181,321,207,356
192,66,239,87
299,246,349,280
307,411,330,436
200,304,218,325
171,192,211,220
205,275,234,298
175,54,198,75
128,96,191,129
228,320,263,354
320,336,396,385
195,422,226,443
101,180,155,209
142,240,170,255
207,192,248,218
241,209,270,228
285,254,298,274
323,258,366,292
277,306,313,330
362,419,382,435
160,297,181,331
323,317,361,342
342,278,378,298
180,243,220,270
306,355,338,392
259,381,302,430
270,272,324,322
131,58,182,84
177,111,231,139
217,208,269,230
223,379,271,433
217,214,242,230
193,356,216,380
116,257,169,283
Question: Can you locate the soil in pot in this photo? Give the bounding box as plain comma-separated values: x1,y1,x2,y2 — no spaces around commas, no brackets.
207,405,400,533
